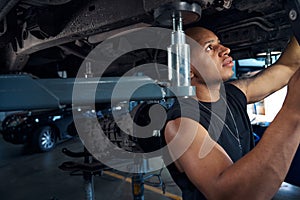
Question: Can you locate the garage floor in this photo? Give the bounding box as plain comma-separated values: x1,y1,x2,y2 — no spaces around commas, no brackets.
1,136,300,200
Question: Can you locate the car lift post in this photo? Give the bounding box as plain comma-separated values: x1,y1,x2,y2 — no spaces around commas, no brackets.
131,2,201,200
131,11,189,200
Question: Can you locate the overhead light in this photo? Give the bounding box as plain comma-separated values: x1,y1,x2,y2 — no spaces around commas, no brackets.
256,51,281,56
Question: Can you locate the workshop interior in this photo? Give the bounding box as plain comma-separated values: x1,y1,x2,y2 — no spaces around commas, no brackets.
0,0,300,200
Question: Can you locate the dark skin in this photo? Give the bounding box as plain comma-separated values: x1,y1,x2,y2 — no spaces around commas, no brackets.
164,27,300,199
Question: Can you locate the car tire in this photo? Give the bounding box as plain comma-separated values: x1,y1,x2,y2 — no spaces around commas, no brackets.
33,126,56,152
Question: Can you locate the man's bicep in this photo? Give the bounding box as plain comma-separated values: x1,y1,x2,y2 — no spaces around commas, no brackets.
165,117,233,198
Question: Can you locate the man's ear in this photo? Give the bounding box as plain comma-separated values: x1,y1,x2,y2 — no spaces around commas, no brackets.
190,70,195,79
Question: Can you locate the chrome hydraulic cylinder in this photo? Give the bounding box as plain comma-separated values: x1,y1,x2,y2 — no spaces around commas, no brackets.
167,13,190,87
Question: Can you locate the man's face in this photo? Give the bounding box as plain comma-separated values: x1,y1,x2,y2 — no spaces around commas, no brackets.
187,27,234,85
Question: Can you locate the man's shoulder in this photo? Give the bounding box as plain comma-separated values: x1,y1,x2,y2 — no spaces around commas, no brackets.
224,82,247,105
168,97,198,112
167,97,200,123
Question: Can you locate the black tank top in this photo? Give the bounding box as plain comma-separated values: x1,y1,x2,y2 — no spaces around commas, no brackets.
162,83,255,200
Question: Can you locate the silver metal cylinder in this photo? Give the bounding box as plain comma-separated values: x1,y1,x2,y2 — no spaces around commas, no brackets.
168,13,190,87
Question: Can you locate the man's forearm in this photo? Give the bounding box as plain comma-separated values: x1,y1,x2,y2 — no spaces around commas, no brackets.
231,36,300,104
216,105,300,200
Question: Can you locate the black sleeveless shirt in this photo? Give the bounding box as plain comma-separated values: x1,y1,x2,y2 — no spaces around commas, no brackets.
162,83,255,200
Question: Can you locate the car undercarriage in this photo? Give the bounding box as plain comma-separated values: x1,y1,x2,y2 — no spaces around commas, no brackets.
0,0,299,78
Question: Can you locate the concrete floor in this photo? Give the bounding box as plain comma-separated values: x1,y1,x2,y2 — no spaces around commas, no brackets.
1,136,300,200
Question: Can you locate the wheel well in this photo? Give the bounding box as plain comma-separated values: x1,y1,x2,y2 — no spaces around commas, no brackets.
49,124,60,140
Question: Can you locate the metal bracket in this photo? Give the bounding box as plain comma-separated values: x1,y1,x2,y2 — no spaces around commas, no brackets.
154,1,202,27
